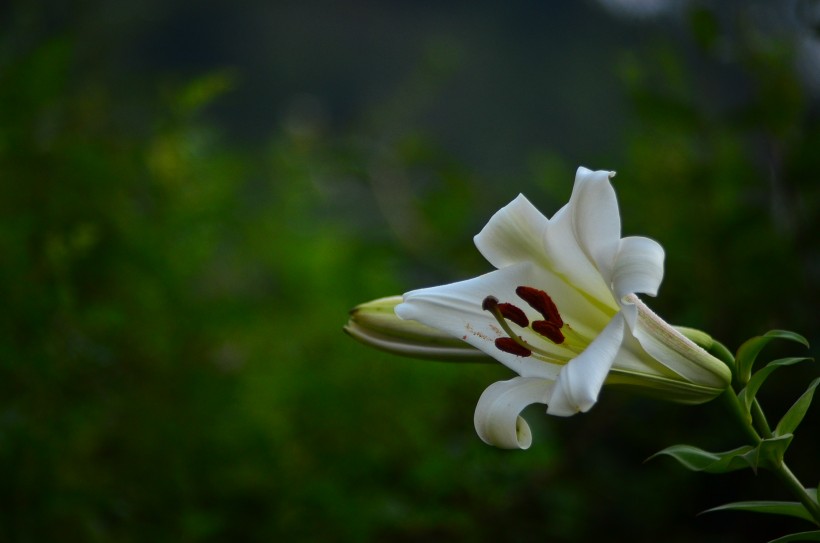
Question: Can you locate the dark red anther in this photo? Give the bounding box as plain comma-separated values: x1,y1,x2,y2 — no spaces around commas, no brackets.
494,337,532,357
497,303,529,328
482,296,499,311
515,286,564,327
532,320,565,344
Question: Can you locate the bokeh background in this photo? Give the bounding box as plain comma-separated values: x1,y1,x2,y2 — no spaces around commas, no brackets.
2,0,819,541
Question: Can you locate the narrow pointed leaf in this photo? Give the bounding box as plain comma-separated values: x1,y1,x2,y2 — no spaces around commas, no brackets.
768,531,820,543
776,378,820,437
736,330,809,385
703,500,815,522
648,444,755,473
738,358,813,413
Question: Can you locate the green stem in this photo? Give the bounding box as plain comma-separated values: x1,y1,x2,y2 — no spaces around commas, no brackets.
721,388,760,444
723,388,820,525
750,399,773,439
772,463,820,526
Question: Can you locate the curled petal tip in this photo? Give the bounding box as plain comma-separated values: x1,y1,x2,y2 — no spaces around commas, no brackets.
474,377,554,449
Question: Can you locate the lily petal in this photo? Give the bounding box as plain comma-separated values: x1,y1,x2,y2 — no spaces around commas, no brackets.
548,313,626,416
571,167,622,280
611,236,665,302
544,170,620,309
396,262,613,379
625,294,732,389
474,194,550,269
474,377,554,449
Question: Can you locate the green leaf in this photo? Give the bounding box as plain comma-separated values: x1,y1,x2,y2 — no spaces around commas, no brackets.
776,378,820,437
651,437,796,475
768,530,820,543
703,500,815,522
648,444,755,473
738,358,813,412
741,434,794,472
736,330,809,385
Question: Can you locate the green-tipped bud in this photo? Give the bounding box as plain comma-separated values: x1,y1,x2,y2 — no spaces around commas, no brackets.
673,326,715,351
603,296,733,405
344,296,492,362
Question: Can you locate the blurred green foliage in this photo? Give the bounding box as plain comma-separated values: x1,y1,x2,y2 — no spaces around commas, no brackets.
1,2,818,542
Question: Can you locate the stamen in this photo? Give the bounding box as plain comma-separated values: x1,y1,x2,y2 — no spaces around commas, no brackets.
482,292,568,360
483,295,537,356
532,320,565,344
495,337,532,357
515,286,564,327
497,303,529,328
482,295,499,311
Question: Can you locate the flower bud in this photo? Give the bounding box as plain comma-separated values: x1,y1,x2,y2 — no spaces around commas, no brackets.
344,296,491,362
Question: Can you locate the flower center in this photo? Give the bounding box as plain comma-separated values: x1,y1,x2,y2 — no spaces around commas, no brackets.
482,286,568,358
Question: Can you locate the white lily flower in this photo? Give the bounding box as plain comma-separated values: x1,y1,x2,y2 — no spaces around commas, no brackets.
395,167,731,449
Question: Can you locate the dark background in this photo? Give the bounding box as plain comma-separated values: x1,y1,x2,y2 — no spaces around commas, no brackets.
1,0,819,541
